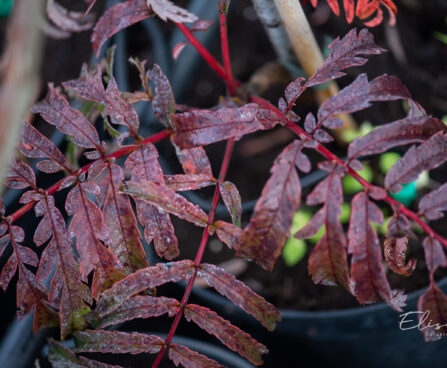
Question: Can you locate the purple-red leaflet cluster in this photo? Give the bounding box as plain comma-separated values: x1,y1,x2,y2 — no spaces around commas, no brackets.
3,2,447,368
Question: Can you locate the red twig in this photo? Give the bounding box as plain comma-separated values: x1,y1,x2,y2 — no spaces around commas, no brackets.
8,129,171,223
219,2,236,96
175,22,240,91
152,138,235,368
177,11,447,249
153,13,240,365
250,95,447,248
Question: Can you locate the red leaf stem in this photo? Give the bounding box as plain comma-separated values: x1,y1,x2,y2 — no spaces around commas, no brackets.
152,138,235,368
218,2,235,96
249,95,447,248
175,23,239,92
8,129,171,224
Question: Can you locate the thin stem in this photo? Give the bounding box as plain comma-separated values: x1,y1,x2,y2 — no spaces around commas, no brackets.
219,2,236,96
152,138,235,368
179,21,447,248
153,15,239,364
8,129,171,223
250,95,447,248
272,0,355,136
175,22,239,91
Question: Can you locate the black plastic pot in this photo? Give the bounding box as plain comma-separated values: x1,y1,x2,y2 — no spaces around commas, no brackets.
38,334,253,368
187,277,447,368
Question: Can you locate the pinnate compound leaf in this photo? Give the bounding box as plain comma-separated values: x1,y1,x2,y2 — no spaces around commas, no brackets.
172,104,283,149
296,166,350,289
32,84,100,149
175,146,213,177
237,140,303,270
198,263,281,331
96,295,180,328
213,220,242,250
385,132,447,193
190,19,214,32
313,129,333,143
47,0,94,33
125,145,179,260
147,0,198,23
317,74,410,124
386,212,412,238
92,0,152,56
7,160,36,189
348,115,446,159
348,192,406,311
384,237,416,276
283,77,306,111
121,180,209,227
417,283,447,342
33,302,60,334
66,182,124,298
20,122,70,173
169,343,222,368
295,149,312,173
422,237,447,279
33,193,92,340
147,64,175,127
63,64,105,103
48,339,122,368
172,42,187,60
90,162,149,273
104,76,139,136
419,183,447,221
74,330,164,354
0,223,53,330
308,28,385,87
184,304,268,365
125,144,163,182
15,258,48,321
219,181,242,227
165,174,216,192
96,260,195,318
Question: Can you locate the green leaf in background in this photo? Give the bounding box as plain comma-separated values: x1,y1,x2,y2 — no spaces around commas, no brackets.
380,216,390,236
341,121,373,143
339,202,351,224
379,152,401,174
434,31,447,44
282,238,306,267
283,210,311,267
343,163,373,193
